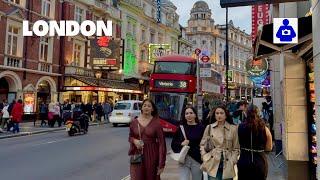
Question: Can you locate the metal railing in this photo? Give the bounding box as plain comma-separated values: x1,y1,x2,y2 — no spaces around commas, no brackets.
38,62,52,73
4,55,23,68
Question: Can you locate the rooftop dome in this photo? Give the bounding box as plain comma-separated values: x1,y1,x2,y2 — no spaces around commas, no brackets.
191,1,210,12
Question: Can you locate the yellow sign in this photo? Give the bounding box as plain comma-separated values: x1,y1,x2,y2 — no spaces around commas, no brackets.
148,44,171,64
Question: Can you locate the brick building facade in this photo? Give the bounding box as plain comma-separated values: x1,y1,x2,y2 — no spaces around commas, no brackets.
0,0,137,110
0,0,61,113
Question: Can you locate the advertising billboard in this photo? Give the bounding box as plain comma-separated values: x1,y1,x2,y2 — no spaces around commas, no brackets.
90,36,122,70
220,0,307,8
252,4,270,42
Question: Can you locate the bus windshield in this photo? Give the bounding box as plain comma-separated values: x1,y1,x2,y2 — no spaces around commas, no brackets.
152,93,186,122
154,61,194,75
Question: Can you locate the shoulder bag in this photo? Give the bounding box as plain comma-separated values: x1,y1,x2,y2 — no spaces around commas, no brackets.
204,125,214,152
130,122,143,164
169,125,190,164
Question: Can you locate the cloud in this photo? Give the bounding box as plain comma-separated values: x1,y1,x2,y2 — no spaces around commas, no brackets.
170,0,251,33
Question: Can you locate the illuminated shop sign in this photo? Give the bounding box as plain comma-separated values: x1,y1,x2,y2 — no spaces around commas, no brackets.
148,44,171,64
246,58,268,77
64,87,142,94
154,80,188,89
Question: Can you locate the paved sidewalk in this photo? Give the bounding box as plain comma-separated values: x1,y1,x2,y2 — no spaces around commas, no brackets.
0,121,108,139
161,151,287,180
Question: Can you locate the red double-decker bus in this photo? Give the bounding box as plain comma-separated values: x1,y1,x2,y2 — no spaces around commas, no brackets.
150,55,197,133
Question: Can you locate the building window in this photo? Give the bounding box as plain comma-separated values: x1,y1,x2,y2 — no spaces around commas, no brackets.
202,40,206,45
127,22,131,33
192,40,196,45
140,50,145,61
7,26,19,56
192,27,197,32
141,29,146,42
75,6,84,23
73,43,82,66
150,33,155,43
41,0,51,17
39,37,49,61
201,14,205,19
132,24,136,38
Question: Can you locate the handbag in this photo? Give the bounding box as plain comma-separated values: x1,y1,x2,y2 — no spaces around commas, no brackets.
130,122,143,164
204,125,214,152
169,125,190,164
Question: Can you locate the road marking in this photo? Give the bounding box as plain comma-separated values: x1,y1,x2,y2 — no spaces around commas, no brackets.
120,175,130,180
33,138,71,146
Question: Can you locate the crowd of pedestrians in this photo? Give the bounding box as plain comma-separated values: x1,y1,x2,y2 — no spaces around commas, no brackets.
128,97,274,180
0,98,113,133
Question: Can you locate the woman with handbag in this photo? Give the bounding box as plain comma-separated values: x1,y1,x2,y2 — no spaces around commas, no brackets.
237,105,272,180
171,107,205,180
128,99,166,180
200,106,239,180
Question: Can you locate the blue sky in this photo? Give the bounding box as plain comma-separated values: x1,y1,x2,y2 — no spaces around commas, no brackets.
170,0,252,34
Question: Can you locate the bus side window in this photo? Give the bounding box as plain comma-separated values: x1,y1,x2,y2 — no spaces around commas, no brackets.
138,103,142,110
133,103,139,110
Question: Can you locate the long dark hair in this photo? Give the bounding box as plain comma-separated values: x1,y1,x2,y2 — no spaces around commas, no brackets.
209,105,234,125
141,99,158,117
180,107,199,125
245,104,265,135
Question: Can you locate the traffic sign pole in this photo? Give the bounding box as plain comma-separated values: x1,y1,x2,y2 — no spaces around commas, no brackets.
195,48,203,120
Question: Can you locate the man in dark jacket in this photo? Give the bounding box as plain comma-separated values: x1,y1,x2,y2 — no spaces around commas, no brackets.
202,101,210,126
95,103,103,122
233,100,248,124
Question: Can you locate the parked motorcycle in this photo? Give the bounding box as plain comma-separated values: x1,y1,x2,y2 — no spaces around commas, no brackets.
66,113,89,136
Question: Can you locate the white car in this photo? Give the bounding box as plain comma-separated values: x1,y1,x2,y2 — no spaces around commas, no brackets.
109,100,142,127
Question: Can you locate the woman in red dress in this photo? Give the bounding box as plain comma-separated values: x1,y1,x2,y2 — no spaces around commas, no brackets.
128,99,167,180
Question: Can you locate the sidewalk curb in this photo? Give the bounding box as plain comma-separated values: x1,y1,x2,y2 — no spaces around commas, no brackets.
0,122,108,140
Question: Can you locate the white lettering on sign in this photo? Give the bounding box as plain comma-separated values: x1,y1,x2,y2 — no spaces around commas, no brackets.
159,81,174,87
23,20,112,37
179,81,187,88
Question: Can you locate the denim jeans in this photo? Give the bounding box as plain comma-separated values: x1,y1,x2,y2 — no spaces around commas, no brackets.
179,155,202,180
104,114,109,123
12,123,20,133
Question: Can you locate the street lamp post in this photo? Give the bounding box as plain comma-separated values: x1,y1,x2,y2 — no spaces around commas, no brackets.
225,7,229,102
95,71,102,103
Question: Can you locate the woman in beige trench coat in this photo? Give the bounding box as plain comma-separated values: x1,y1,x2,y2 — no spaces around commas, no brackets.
200,105,240,180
